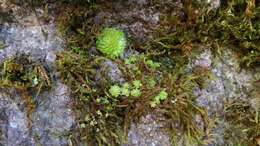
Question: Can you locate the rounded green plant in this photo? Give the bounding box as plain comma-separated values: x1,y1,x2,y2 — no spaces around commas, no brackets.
130,89,141,97
109,85,121,97
96,27,126,58
133,80,142,89
121,83,130,97
150,90,168,107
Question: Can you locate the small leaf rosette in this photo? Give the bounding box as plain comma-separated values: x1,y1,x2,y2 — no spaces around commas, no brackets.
96,27,126,59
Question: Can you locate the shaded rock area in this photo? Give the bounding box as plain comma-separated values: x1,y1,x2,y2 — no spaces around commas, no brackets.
93,0,220,44
94,0,184,44
95,59,125,85
32,83,75,146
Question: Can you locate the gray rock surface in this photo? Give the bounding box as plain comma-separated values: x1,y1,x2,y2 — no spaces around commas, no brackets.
207,0,221,9
126,114,171,146
0,89,35,146
0,2,75,146
95,59,125,85
126,48,257,146
191,49,254,116
0,0,257,146
0,0,62,63
190,48,257,145
32,83,75,146
0,83,75,146
0,24,63,62
95,0,184,43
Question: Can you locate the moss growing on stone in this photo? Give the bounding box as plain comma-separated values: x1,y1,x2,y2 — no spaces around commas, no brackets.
53,0,260,145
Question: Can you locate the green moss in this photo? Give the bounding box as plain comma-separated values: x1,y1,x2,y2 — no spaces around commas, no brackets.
54,0,260,145
96,28,126,59
0,55,52,128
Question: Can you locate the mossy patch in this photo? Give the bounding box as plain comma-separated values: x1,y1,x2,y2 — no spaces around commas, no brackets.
4,0,258,145
0,55,52,126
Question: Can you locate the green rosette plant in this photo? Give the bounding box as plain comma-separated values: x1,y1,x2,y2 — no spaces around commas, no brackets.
96,27,126,59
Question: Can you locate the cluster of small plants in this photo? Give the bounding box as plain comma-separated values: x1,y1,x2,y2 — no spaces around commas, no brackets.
109,80,142,98
53,0,260,145
150,90,168,107
2,0,258,145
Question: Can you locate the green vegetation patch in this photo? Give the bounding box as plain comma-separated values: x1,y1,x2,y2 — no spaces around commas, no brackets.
0,55,52,123
55,47,209,145
14,0,259,145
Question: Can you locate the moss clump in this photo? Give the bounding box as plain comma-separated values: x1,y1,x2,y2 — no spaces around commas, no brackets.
0,55,52,127
0,55,51,90
96,28,126,59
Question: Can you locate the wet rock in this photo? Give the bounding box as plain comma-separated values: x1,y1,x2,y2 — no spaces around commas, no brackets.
126,114,171,146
